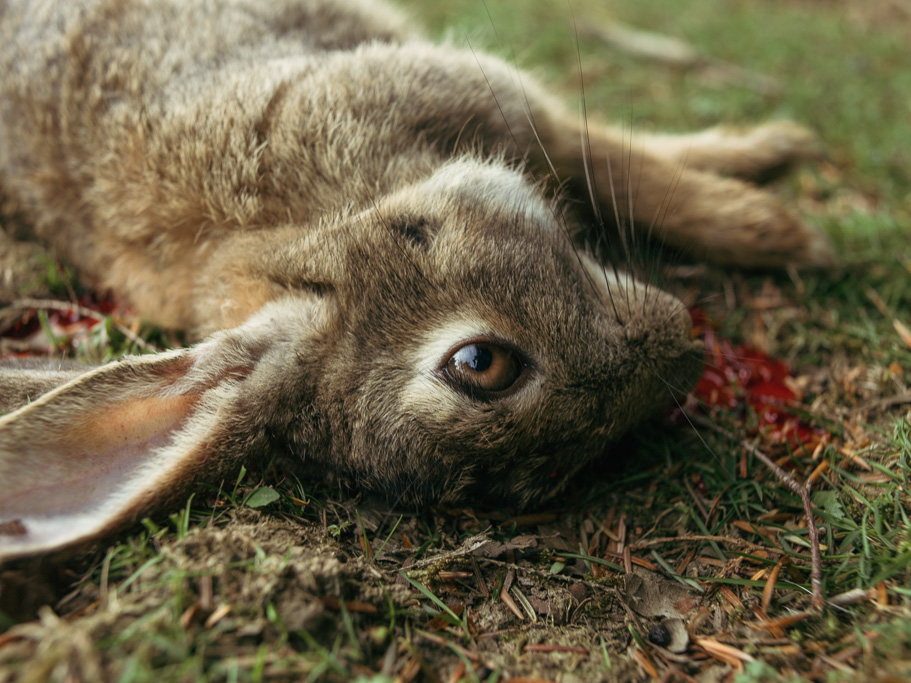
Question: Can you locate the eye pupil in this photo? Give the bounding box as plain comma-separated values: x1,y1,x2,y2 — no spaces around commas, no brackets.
454,344,493,372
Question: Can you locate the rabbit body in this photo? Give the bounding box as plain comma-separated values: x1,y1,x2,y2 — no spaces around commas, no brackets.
0,0,826,559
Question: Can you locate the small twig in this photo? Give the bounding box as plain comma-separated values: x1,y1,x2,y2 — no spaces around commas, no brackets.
683,478,710,521
610,586,650,636
630,534,792,558
471,557,615,594
470,556,489,599
827,588,875,608
860,392,911,411
414,629,480,662
691,414,824,609
402,532,493,569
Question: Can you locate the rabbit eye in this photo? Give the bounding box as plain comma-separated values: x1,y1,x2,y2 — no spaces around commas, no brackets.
443,342,523,395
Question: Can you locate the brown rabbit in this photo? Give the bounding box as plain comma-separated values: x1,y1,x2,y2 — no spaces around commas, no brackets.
0,0,830,562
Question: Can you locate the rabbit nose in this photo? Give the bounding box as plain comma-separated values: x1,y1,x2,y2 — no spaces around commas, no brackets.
616,293,703,372
610,282,690,330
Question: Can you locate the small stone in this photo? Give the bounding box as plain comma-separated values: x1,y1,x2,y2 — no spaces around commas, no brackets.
648,623,671,647
568,582,588,603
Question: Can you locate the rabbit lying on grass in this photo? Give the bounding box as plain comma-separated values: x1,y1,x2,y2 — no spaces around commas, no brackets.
0,0,830,561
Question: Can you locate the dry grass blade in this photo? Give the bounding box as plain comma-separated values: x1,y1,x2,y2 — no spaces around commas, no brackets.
696,638,755,667
761,560,784,613
808,459,830,484
471,557,489,599
828,588,876,607
691,414,825,609
203,604,231,629
894,320,911,351
500,584,524,621
630,533,786,557
719,586,745,611
752,611,812,632
630,646,660,678
395,657,421,683
580,21,700,66
414,630,479,662
437,571,472,580
179,604,201,629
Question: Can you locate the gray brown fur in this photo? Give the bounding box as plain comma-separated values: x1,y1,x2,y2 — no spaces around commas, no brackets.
0,0,827,559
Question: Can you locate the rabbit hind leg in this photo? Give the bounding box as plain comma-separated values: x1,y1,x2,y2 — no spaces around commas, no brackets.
536,116,832,268
628,121,820,184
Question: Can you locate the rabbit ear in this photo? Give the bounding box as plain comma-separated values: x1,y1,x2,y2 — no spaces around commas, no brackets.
0,297,328,562
0,348,235,563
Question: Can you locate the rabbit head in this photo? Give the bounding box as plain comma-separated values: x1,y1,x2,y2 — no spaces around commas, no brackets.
289,158,705,504
0,156,703,561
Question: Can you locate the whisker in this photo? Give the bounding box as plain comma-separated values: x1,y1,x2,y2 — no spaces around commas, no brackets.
640,152,688,312
564,4,627,322
623,116,638,315
467,32,608,312
653,370,730,472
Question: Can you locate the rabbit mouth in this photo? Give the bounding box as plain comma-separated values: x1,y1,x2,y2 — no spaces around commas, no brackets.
622,312,706,411
656,337,706,404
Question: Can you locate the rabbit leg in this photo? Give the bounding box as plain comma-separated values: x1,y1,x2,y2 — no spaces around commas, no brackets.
535,115,833,268
626,120,821,183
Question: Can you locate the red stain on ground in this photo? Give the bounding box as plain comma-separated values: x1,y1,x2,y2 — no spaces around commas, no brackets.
1,291,122,357
689,308,825,452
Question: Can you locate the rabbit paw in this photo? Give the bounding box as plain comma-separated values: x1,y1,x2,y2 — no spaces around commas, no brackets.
660,175,835,268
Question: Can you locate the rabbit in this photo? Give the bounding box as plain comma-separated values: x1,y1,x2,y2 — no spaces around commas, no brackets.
0,0,831,562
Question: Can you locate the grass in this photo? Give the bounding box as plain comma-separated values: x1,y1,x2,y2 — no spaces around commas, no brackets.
1,0,910,681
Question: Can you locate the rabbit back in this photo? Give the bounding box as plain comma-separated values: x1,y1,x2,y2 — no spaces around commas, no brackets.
0,0,416,329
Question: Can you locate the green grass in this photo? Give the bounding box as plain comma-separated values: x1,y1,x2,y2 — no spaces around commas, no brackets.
2,0,910,681
414,0,911,373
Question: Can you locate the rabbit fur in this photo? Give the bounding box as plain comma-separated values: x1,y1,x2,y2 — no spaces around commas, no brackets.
0,0,830,561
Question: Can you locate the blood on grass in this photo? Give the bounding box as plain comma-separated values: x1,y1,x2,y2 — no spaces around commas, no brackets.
683,308,829,608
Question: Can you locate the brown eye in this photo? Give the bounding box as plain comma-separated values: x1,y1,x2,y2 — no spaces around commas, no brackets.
443,342,523,394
